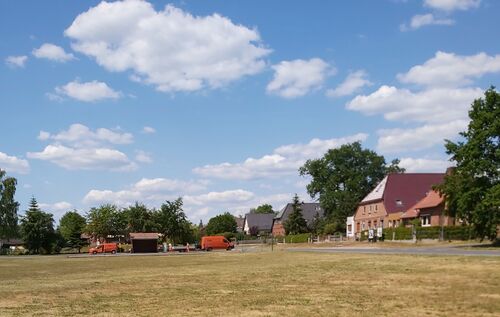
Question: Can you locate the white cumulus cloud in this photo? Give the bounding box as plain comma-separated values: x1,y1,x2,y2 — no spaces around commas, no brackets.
5,55,27,68
193,133,368,180
399,157,452,172
32,43,75,62
424,0,481,11
52,80,121,102
30,124,138,171
0,152,30,174
142,126,156,134
83,177,208,206
267,58,333,98
38,123,133,147
135,150,152,163
27,144,137,171
377,120,468,153
347,85,482,123
400,14,454,31
326,70,372,97
64,1,270,93
397,51,500,87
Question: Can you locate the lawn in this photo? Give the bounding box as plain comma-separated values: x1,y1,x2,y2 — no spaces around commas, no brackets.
0,251,499,316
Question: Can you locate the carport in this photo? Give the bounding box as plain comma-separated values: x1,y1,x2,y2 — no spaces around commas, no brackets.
129,233,159,253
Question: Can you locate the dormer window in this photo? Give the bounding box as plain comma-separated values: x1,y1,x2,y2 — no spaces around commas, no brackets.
396,200,402,207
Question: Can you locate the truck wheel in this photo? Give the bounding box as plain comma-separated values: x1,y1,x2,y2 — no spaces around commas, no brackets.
111,250,116,254
206,247,212,252
92,251,97,254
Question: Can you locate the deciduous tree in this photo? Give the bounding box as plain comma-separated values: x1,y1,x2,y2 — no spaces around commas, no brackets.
250,204,274,214
122,202,155,233
205,212,237,235
0,169,19,243
436,87,500,240
154,198,193,244
299,142,404,231
85,204,124,241
59,211,86,253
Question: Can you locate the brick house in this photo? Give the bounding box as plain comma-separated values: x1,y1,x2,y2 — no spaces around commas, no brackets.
272,202,323,236
401,189,455,227
353,173,445,236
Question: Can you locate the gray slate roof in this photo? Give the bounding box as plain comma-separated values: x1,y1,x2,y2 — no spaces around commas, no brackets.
244,213,275,232
275,202,324,225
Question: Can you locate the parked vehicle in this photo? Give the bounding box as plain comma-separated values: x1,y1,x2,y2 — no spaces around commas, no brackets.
89,243,118,255
201,236,234,251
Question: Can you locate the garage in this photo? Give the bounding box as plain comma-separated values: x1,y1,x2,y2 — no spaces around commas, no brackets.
129,233,159,253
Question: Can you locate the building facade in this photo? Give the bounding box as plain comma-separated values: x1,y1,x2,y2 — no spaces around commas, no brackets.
353,173,445,236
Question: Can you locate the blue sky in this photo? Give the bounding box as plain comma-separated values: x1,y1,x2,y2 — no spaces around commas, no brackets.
1,0,499,223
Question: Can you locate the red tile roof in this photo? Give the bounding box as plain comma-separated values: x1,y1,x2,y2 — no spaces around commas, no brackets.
360,173,445,214
401,190,444,219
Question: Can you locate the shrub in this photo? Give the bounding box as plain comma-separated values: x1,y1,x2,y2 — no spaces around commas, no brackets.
360,226,474,241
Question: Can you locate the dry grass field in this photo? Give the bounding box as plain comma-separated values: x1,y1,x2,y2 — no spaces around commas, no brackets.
0,251,499,316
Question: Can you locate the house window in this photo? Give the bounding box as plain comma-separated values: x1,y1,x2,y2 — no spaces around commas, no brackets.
347,224,352,233
421,215,431,227
373,220,377,228
362,221,365,230
368,220,371,228
363,206,366,214
375,205,378,211
380,219,384,228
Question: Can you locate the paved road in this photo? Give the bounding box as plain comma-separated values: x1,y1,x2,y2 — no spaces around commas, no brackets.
287,246,500,257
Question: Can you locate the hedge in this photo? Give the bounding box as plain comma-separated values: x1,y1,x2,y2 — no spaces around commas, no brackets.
359,225,474,241
284,233,311,243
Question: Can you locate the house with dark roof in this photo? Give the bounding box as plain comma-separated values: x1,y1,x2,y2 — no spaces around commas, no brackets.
272,202,324,236
234,216,245,233
353,173,445,235
401,189,455,227
243,213,274,235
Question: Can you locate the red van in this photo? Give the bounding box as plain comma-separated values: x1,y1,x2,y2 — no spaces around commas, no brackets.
201,236,234,251
89,243,118,254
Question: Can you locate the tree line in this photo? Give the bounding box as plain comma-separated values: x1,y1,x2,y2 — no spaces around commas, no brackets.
1,88,499,252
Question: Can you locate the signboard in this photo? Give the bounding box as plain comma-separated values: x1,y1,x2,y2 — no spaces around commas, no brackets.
377,227,383,238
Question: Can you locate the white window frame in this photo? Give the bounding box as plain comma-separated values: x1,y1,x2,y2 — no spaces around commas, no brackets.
421,214,431,227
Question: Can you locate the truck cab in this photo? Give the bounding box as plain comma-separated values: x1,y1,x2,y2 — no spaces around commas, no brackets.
201,236,234,251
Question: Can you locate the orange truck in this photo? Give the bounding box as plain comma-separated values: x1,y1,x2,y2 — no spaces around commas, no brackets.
89,243,118,255
201,236,234,251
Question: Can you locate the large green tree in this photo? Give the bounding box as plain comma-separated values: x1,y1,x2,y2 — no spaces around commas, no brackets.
85,204,125,240
299,142,404,231
436,87,500,240
59,211,86,253
20,197,55,254
153,198,193,244
205,212,237,235
122,202,155,233
284,194,308,235
250,204,275,214
0,170,19,243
